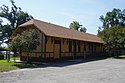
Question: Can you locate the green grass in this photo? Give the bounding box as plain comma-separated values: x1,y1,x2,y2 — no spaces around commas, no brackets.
10,56,20,61
114,55,125,59
107,55,125,59
0,60,38,72
0,60,19,72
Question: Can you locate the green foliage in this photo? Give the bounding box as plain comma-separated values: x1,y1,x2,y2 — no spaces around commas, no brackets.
20,29,40,52
0,0,33,45
9,34,22,52
0,60,18,72
99,8,125,31
9,29,40,53
98,8,125,51
0,24,13,44
9,29,40,63
108,55,125,59
69,21,80,31
98,26,125,50
0,54,4,60
69,21,87,32
80,27,87,32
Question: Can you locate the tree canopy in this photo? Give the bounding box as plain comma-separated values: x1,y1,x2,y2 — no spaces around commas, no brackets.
69,21,87,32
98,26,125,51
98,8,125,51
9,29,40,52
9,29,40,63
99,8,125,31
0,0,33,46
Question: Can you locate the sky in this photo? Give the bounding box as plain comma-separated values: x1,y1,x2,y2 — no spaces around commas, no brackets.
0,0,125,35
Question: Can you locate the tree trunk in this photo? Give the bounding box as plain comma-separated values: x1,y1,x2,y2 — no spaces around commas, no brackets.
13,52,16,62
26,52,31,64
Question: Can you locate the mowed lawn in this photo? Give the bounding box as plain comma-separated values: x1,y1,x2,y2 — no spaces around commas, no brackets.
0,59,37,72
0,60,19,72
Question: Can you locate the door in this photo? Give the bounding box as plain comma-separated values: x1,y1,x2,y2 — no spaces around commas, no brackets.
54,44,60,59
54,39,61,59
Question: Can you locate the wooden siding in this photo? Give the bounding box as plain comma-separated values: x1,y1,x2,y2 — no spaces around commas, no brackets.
21,35,104,62
45,37,54,58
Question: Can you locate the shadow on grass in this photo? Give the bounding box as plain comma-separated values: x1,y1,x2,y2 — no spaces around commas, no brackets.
13,63,38,69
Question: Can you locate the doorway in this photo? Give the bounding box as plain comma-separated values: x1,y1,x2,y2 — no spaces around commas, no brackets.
54,39,61,59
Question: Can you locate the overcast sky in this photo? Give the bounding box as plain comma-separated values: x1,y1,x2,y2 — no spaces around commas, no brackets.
0,0,125,34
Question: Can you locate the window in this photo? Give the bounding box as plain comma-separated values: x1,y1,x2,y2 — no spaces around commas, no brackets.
78,41,81,52
69,40,72,52
54,39,61,44
89,43,91,51
94,44,96,51
84,42,86,51
63,39,65,44
45,36,48,44
51,38,53,44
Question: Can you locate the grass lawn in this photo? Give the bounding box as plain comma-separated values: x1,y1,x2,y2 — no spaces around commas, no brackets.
0,60,38,72
107,55,125,59
113,55,125,59
10,56,20,61
0,60,19,72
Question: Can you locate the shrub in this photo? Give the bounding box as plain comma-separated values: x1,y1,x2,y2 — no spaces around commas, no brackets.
0,54,4,60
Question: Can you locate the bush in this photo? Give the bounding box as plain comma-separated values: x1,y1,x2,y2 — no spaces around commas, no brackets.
0,54,4,60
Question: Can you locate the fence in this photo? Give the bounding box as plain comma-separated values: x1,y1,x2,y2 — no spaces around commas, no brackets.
108,50,125,56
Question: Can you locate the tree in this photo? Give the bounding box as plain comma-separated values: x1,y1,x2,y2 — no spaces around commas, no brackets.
69,21,87,32
69,21,80,31
98,8,125,53
0,0,33,45
0,19,2,27
98,26,125,51
80,26,87,32
9,29,40,63
0,24,13,44
99,8,125,31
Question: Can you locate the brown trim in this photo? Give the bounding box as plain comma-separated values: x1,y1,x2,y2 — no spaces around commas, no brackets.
46,35,103,44
20,27,26,31
73,40,76,58
41,32,43,60
91,43,94,56
53,39,55,58
44,36,46,58
42,34,46,58
53,37,54,54
59,39,61,58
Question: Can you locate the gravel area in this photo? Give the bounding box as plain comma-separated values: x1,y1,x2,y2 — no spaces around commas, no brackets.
0,59,125,83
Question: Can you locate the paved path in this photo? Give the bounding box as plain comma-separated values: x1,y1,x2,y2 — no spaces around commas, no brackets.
0,59,125,83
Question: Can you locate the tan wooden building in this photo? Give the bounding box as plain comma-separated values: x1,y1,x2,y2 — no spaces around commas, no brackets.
12,19,104,62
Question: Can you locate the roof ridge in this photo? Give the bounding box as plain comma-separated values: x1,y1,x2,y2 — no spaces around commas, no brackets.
33,19,98,37
16,19,103,43
19,19,34,27
33,19,69,29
